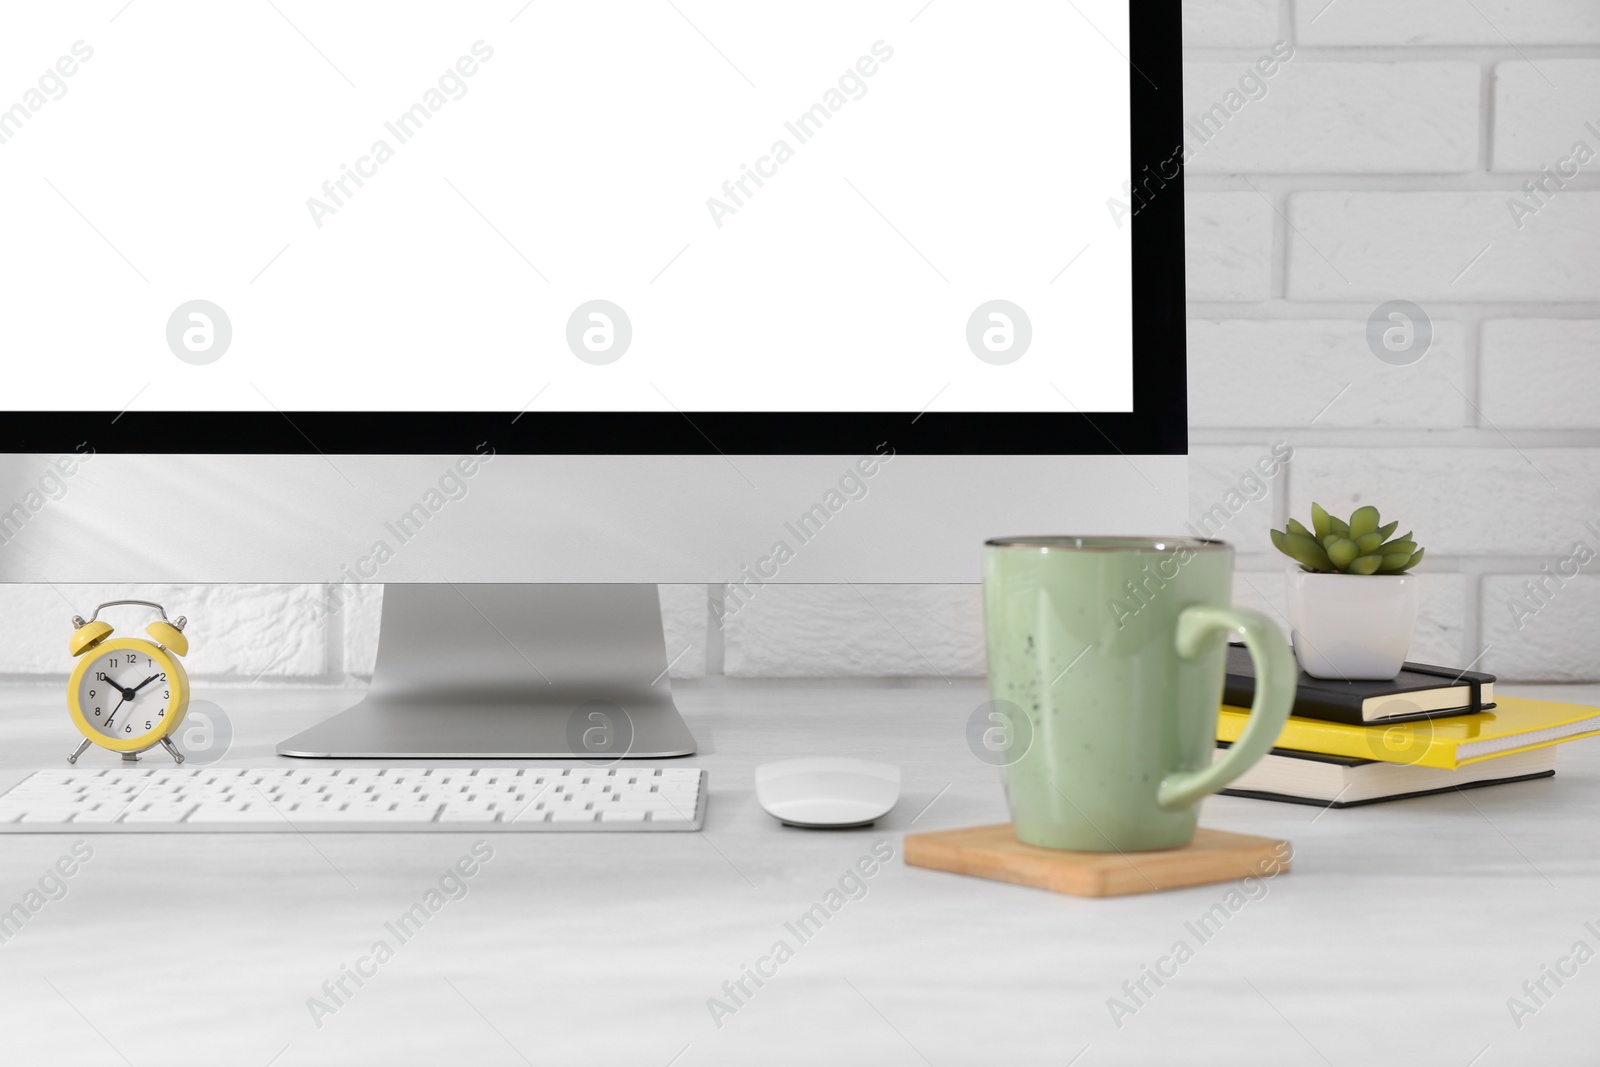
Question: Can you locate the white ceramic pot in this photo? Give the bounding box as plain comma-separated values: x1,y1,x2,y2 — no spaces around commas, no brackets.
1285,570,1421,680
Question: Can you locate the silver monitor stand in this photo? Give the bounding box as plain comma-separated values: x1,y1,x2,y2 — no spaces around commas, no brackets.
276,584,696,758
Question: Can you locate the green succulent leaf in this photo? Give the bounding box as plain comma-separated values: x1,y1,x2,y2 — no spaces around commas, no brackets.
1326,536,1361,570
1272,528,1335,572
1348,554,1383,575
1287,505,1422,575
1310,503,1331,541
1355,531,1386,554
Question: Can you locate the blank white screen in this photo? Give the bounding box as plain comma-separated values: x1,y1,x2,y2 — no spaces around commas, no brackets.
0,1,1132,414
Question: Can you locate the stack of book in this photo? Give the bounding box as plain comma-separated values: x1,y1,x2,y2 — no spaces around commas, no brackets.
1215,645,1600,808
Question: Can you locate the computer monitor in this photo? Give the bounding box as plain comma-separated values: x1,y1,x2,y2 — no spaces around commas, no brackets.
0,1,1186,756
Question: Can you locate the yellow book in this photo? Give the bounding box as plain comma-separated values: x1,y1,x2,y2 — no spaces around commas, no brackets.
1217,696,1600,770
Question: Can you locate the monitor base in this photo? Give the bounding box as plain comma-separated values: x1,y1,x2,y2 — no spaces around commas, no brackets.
276,584,696,759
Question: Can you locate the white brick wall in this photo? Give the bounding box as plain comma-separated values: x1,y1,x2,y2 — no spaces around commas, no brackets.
1295,1,1600,47
4,2,1597,686
1184,61,1480,174
1195,1,1600,682
1286,193,1600,301
1182,0,1280,48
1187,319,1468,428
1481,575,1600,679
1290,449,1600,556
3,585,328,680
1492,61,1600,171
1480,321,1600,428
1185,193,1276,301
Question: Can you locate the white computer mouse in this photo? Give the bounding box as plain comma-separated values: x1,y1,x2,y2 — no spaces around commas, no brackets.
754,757,900,828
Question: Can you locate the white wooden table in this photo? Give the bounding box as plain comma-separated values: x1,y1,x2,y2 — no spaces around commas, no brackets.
0,679,1594,1066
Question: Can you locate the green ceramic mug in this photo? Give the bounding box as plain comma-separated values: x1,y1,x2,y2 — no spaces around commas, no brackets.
982,536,1295,852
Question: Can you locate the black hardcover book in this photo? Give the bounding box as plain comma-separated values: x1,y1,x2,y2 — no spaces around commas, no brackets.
1223,644,1495,726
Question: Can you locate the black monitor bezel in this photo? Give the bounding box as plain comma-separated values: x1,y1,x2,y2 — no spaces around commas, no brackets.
2,5,1184,457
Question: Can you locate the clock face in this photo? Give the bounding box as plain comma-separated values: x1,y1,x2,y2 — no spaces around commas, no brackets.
76,646,175,741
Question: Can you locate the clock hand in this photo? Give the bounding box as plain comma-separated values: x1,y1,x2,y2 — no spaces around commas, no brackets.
102,675,160,733
104,675,161,732
105,678,136,701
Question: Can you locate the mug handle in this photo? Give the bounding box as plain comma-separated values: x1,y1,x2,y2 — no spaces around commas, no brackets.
1157,604,1296,811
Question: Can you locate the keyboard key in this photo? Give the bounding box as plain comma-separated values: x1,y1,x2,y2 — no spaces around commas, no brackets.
439,806,500,823
648,809,694,825
187,805,290,824
20,809,79,822
71,807,128,823
124,805,197,823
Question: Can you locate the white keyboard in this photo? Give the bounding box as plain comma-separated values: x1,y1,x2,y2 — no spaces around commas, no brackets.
0,766,707,832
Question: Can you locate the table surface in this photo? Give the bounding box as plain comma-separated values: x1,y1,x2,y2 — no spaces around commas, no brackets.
0,678,1596,1067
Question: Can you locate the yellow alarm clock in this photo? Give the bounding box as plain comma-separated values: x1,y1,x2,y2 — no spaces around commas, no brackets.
66,600,192,765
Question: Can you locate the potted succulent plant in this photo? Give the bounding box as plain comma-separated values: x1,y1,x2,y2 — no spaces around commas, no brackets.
1269,504,1425,680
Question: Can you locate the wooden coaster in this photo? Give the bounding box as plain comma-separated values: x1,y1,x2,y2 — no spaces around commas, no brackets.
903,824,1290,898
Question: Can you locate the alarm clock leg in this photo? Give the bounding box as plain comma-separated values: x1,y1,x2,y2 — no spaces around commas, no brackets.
159,737,186,765
67,739,92,765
